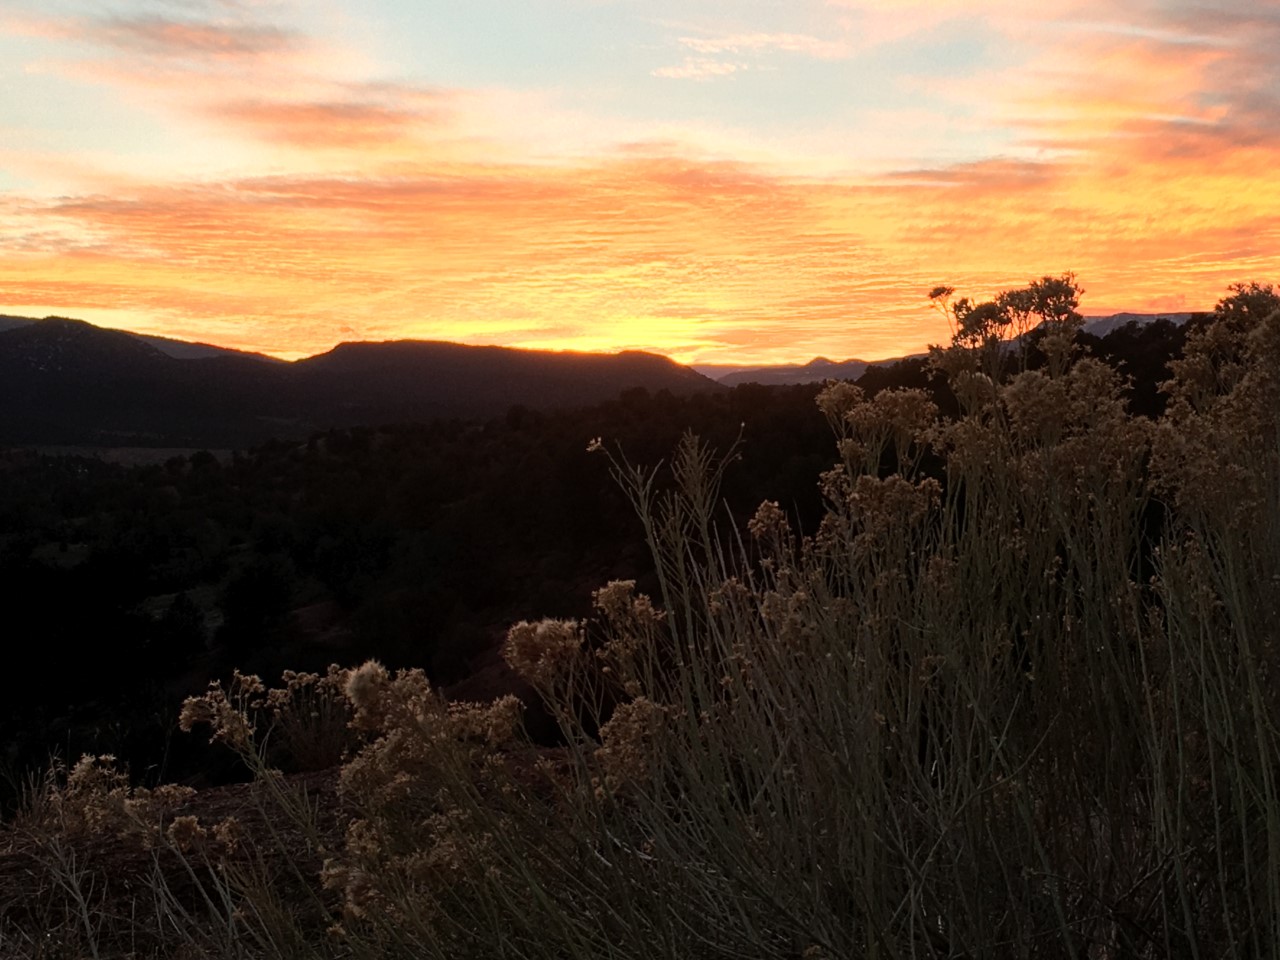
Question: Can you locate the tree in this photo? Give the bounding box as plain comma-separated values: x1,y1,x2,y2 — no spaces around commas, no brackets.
1167,280,1280,409
1213,281,1279,327
929,273,1084,376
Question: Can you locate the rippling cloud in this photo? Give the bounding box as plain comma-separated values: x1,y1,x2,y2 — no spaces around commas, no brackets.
1,0,1278,363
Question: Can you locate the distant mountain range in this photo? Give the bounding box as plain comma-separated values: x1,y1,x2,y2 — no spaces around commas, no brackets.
0,316,721,448
694,313,1195,386
695,357,874,387
0,311,1197,448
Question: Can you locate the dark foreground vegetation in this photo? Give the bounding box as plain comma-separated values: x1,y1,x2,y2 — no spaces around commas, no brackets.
0,379,834,791
1,278,1278,958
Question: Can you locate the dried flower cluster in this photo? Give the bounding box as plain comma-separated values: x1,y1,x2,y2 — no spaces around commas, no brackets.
591,580,666,697
1154,298,1280,530
179,671,259,751
179,666,357,771
325,661,528,924
502,618,585,689
594,697,671,795
817,383,938,474
30,754,196,844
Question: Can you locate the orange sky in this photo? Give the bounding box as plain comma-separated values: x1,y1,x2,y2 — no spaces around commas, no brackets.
1,1,1278,363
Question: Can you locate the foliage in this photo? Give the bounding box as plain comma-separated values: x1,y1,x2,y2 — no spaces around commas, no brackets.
930,273,1083,376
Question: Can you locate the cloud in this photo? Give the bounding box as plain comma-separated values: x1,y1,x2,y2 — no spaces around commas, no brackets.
1009,15,1280,161
5,134,1277,365
886,0,1280,174
0,156,889,359
677,32,849,59
211,95,450,149
651,27,849,81
4,7,448,165
882,157,1057,189
90,15,296,59
2,7,328,129
5,10,300,63
652,58,742,81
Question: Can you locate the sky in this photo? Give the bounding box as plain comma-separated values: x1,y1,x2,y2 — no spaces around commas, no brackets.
1,0,1278,363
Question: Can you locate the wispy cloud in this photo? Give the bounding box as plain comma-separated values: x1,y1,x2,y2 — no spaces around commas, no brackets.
4,133,1277,364
4,6,449,166
90,15,296,59
997,5,1280,163
677,32,849,59
652,26,849,81
6,10,301,63
652,58,742,81
211,94,451,149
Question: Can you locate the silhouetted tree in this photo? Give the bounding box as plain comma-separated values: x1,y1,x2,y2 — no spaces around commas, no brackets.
929,273,1083,376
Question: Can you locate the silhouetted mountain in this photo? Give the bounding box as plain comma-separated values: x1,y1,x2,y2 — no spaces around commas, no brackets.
0,318,197,445
1080,312,1192,338
296,340,716,421
704,313,1194,386
0,316,168,375
135,333,286,362
717,356,871,387
0,311,1191,447
0,314,282,362
0,318,723,447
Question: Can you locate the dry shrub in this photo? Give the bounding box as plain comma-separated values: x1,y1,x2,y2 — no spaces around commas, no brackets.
180,666,356,772
325,662,531,937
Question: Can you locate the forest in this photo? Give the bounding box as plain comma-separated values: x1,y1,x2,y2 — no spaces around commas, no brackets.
1,279,1276,958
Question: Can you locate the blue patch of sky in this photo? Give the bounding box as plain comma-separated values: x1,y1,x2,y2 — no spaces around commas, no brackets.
0,35,181,166
361,0,661,89
362,0,1021,164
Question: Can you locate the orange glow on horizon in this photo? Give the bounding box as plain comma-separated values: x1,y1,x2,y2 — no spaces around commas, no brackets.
2,1,1278,366
3,142,1272,366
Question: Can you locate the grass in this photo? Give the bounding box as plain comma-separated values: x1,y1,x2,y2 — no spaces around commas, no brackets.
2,291,1278,958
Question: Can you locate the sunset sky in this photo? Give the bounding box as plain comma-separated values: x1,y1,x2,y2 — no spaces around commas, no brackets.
1,0,1278,363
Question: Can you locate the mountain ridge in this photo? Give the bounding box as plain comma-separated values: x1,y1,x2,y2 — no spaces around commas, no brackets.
0,311,1200,445
0,314,285,363
697,312,1196,385
0,316,723,448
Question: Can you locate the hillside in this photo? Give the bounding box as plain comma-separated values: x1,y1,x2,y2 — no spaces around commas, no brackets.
716,356,871,386
293,339,717,421
0,314,283,362
0,318,723,448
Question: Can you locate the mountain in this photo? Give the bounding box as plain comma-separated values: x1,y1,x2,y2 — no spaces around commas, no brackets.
0,316,167,376
0,315,37,334
1080,312,1193,338
296,340,714,420
0,318,278,447
704,313,1196,387
135,333,287,362
714,357,871,387
0,318,723,448
0,314,283,363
